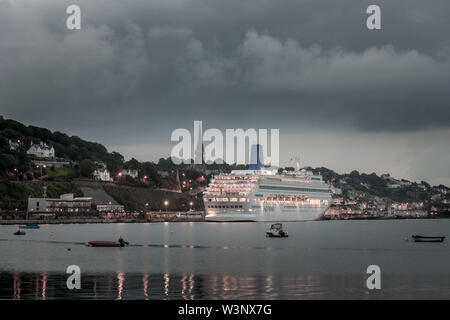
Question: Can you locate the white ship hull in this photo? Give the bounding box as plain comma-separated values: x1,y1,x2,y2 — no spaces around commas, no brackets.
205,204,329,222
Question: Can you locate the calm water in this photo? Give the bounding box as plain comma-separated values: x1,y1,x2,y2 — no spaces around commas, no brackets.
0,220,449,299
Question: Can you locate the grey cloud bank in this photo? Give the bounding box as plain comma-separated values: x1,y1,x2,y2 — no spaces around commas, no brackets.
0,0,449,185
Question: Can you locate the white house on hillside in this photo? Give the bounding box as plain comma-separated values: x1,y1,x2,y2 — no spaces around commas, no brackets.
9,139,20,151
93,168,112,182
122,168,138,179
27,141,55,158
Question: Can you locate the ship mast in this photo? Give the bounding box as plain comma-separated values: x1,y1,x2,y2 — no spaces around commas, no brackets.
291,156,300,172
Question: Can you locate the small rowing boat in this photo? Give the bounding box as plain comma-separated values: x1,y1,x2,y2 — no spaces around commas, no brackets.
86,237,129,247
14,230,26,235
86,241,125,247
412,235,445,243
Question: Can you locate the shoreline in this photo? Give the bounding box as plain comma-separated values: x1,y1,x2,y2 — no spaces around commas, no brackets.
0,217,205,225
1,216,448,225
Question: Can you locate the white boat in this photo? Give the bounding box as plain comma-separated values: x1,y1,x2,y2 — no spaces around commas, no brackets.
204,166,332,222
266,223,288,237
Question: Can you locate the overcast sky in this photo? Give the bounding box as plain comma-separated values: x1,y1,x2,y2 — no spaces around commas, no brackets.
1,0,449,185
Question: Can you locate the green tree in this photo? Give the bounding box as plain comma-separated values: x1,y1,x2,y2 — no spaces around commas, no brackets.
124,158,140,170
80,159,96,177
105,152,124,176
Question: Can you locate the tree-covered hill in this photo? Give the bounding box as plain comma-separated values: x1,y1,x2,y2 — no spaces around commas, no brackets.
0,116,112,161
0,116,132,178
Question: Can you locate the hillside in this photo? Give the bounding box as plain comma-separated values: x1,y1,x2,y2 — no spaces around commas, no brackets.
102,184,200,211
0,116,203,211
0,116,447,214
304,167,448,203
0,180,83,210
0,115,124,175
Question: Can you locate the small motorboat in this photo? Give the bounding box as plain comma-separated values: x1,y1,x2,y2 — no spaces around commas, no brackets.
412,235,445,243
266,223,288,238
14,230,26,236
19,223,40,229
86,237,129,247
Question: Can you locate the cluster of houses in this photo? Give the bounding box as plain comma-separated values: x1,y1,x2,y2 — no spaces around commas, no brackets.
8,139,140,182
380,173,426,190
92,162,139,182
326,195,429,219
325,176,449,219
326,191,387,218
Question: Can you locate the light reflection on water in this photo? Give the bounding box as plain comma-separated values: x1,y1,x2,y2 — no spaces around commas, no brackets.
2,271,450,299
143,273,149,300
116,272,125,300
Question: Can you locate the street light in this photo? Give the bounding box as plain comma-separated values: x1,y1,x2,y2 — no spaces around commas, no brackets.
164,200,168,212
189,201,194,211
36,165,45,178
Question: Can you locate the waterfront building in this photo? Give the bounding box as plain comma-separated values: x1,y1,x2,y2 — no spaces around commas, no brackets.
27,193,92,215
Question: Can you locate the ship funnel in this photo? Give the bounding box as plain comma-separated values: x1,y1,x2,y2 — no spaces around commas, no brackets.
249,144,264,170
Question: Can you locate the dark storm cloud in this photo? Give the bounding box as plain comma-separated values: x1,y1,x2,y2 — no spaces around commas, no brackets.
1,0,450,136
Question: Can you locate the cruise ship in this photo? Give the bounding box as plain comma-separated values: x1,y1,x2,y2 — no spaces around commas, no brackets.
203,168,332,222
